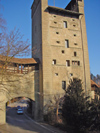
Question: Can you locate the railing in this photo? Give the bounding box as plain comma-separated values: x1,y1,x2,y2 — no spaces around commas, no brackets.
0,66,39,74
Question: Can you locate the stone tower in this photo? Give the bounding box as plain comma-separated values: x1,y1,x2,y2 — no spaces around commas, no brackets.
31,0,91,111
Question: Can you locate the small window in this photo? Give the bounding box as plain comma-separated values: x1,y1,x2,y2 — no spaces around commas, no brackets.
72,61,80,66
73,25,76,27
72,61,77,66
52,59,56,65
74,43,78,45
70,73,73,76
54,15,56,17
56,41,60,44
66,60,70,67
19,66,21,70
78,61,80,66
72,19,75,21
64,21,67,28
62,81,66,90
54,21,57,24
55,73,58,76
74,34,76,36
74,52,77,56
65,40,69,48
62,50,65,54
56,32,59,34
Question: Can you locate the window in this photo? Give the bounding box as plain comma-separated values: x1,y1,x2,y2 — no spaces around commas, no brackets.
19,65,21,70
56,32,59,34
66,60,70,67
70,73,73,76
62,81,66,90
54,21,57,24
74,52,77,56
65,40,69,48
74,34,76,36
64,21,67,28
74,43,78,45
55,73,58,76
78,61,80,66
72,61,80,66
52,59,56,65
72,19,75,21
56,41,60,44
62,50,65,54
54,15,56,17
73,25,76,27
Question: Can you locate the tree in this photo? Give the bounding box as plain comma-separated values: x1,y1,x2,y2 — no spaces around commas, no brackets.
0,28,30,84
91,73,100,85
0,1,31,115
44,94,63,124
0,1,30,71
0,1,6,31
62,78,91,132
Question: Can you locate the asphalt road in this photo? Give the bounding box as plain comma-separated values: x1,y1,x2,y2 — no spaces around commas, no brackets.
0,106,65,133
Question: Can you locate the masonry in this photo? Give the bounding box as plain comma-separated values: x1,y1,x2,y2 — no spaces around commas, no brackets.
0,56,41,124
31,0,91,113
0,0,91,124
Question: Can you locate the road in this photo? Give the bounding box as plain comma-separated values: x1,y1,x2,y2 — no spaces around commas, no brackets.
0,106,65,133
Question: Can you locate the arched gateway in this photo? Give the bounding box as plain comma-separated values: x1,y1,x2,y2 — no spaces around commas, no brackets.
0,56,42,124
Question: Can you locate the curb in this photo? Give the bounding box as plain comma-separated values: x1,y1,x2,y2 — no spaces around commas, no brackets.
24,112,56,133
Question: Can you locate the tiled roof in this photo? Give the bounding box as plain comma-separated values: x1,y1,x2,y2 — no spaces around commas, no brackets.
0,55,37,65
91,80,99,88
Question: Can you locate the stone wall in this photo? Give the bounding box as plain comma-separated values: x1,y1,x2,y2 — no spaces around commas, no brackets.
0,70,40,124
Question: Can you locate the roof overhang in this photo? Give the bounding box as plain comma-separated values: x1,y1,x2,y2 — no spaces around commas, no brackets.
0,55,38,65
47,6,83,16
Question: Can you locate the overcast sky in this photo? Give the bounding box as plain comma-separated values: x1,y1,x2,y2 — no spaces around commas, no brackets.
0,0,100,76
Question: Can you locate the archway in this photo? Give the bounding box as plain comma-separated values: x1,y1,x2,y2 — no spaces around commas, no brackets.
6,97,36,124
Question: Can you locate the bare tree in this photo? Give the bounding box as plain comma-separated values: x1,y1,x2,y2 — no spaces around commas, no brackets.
44,94,64,124
0,1,32,111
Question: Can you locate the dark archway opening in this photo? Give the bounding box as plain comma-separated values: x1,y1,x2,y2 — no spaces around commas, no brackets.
6,97,35,123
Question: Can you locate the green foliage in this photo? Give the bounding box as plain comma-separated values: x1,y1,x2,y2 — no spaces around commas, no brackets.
62,78,91,132
90,99,100,131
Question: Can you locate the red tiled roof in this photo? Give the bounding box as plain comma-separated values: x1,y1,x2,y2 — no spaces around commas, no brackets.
0,55,37,65
91,80,99,88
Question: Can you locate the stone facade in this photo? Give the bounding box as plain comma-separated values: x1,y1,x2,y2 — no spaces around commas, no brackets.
0,0,92,124
31,0,91,113
0,62,40,124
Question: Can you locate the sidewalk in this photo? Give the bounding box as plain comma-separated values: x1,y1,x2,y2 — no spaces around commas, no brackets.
24,110,66,133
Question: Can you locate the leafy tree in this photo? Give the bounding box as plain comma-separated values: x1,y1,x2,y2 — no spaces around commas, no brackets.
62,78,91,132
89,99,100,131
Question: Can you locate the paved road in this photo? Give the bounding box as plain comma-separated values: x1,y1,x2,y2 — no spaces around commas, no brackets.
0,107,65,133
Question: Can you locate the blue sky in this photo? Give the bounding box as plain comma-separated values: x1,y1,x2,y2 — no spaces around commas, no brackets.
0,0,100,76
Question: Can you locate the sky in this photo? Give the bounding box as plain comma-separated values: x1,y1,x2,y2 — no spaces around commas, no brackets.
0,0,100,76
